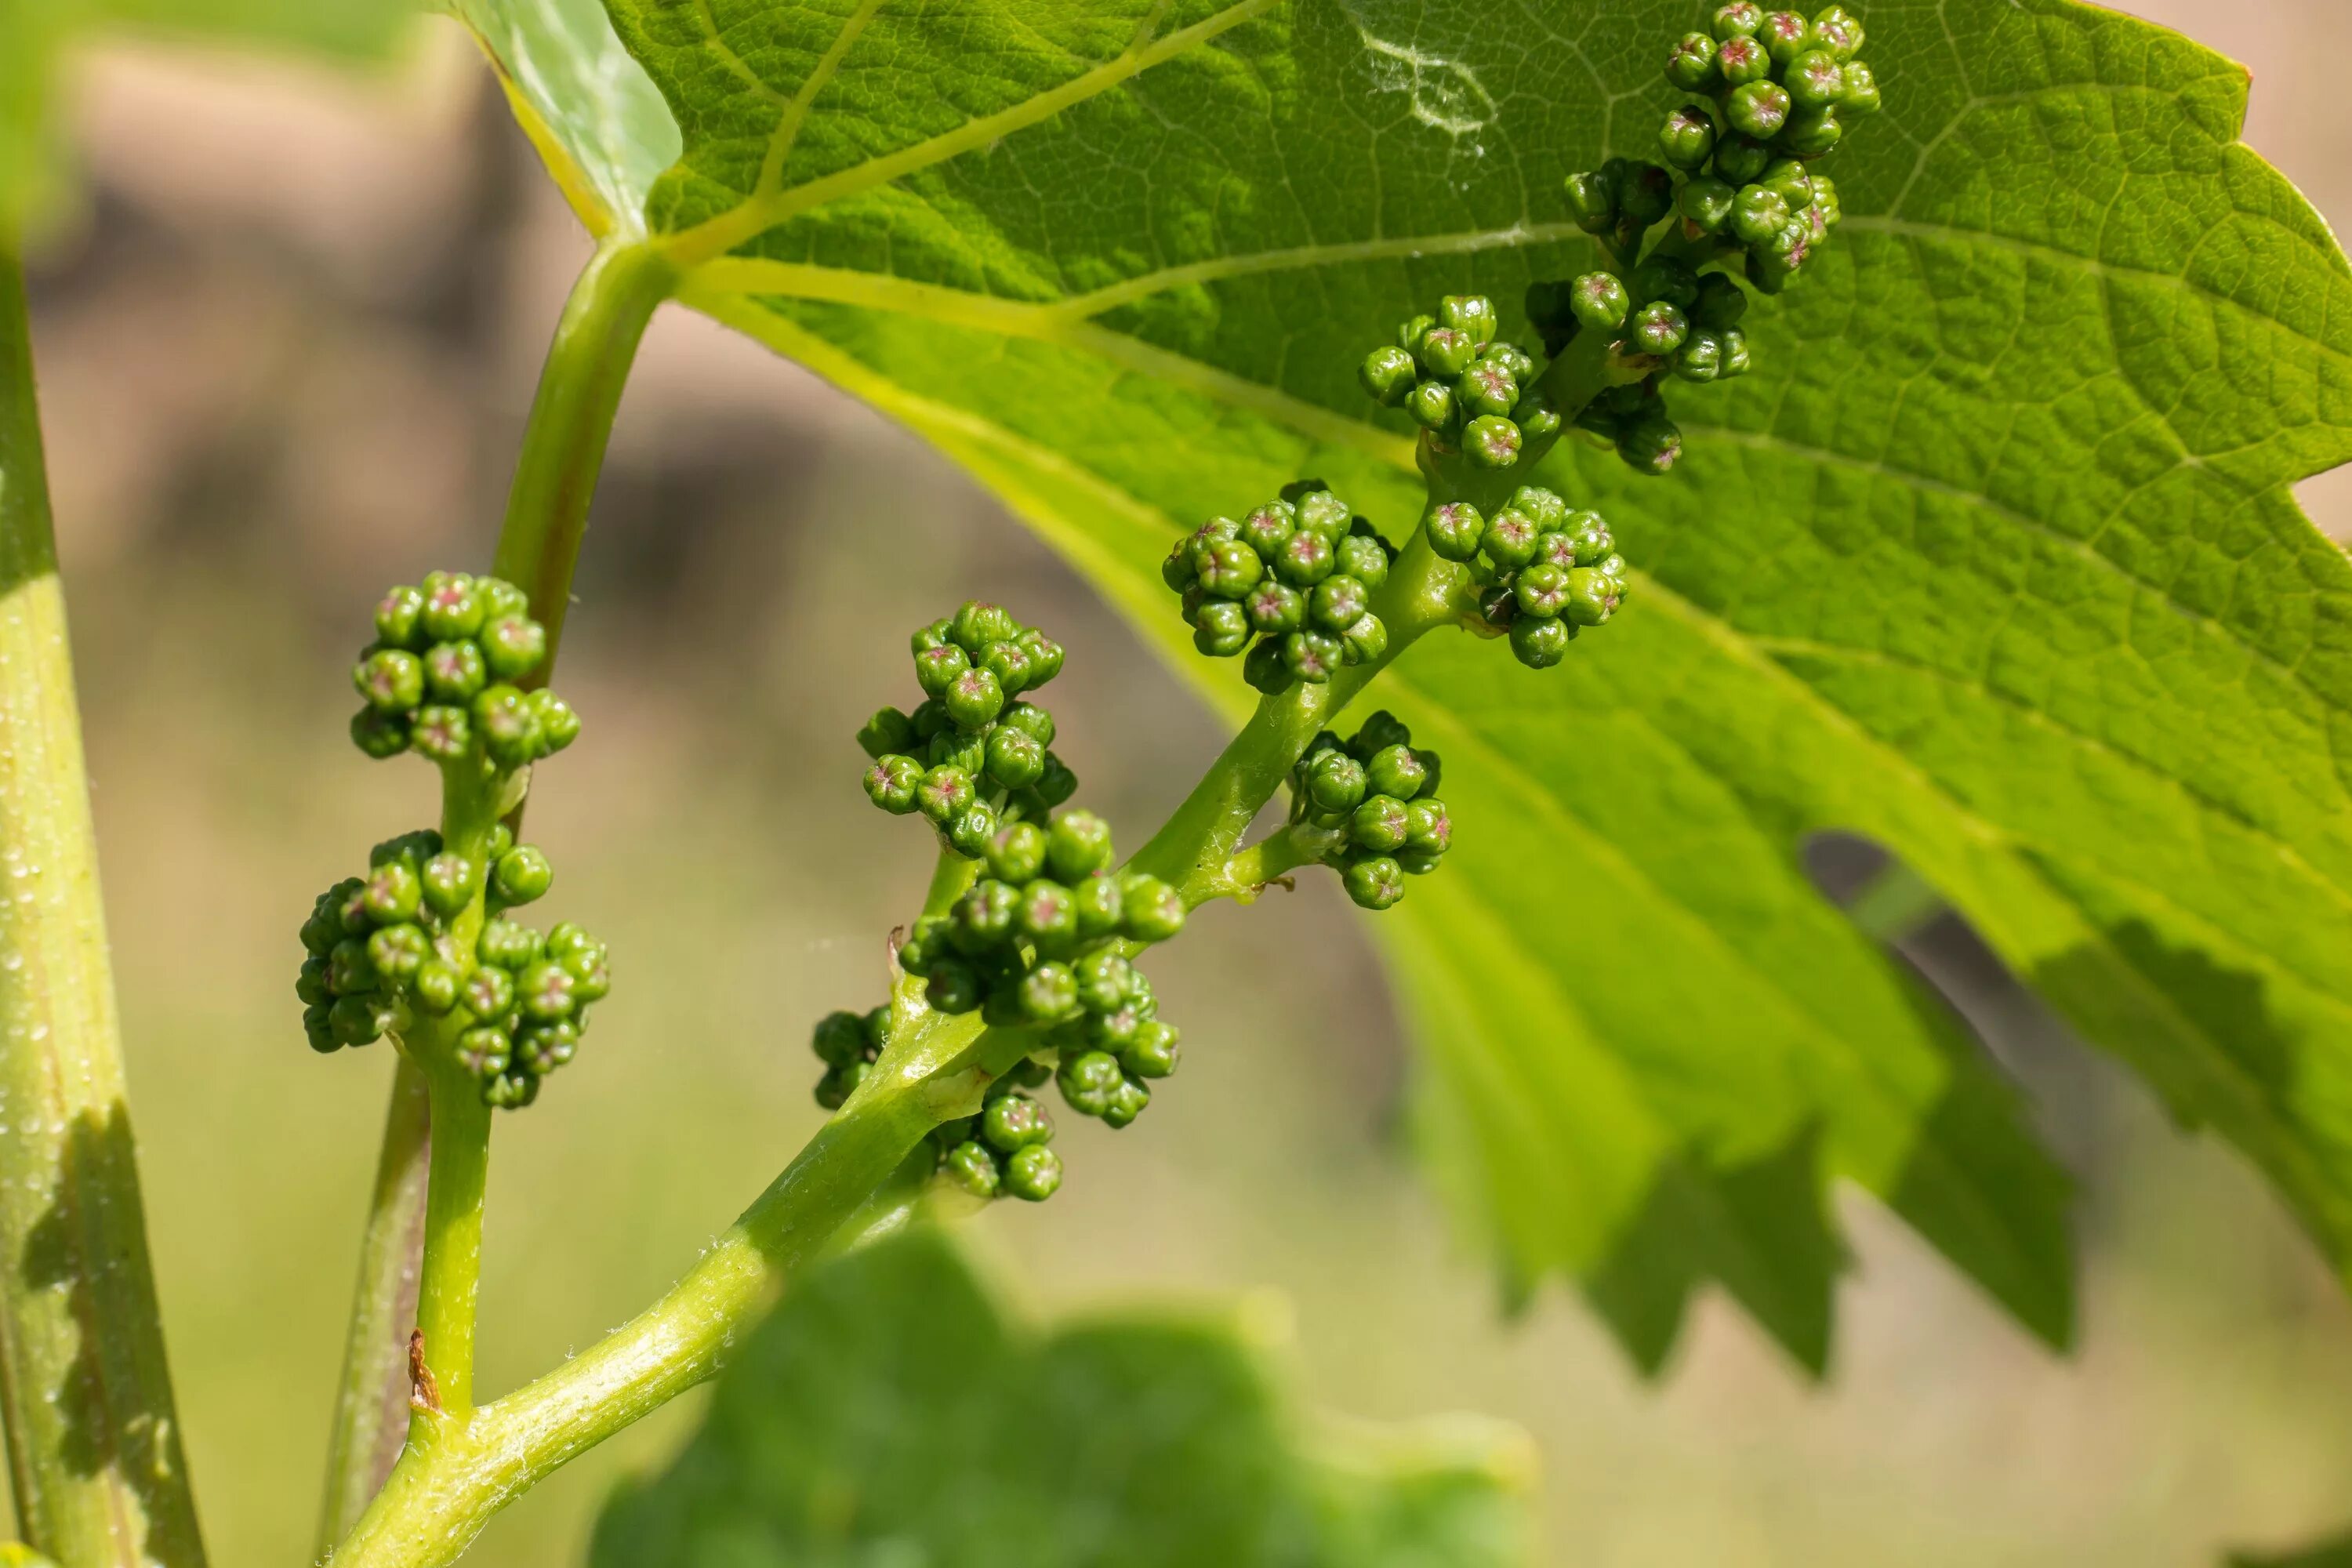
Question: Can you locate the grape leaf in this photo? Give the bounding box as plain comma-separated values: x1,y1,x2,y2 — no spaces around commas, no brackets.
588,1227,1531,1568
469,0,2352,1372
0,0,421,236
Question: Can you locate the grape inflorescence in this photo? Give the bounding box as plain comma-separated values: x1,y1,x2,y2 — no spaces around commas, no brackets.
1289,712,1453,909
1160,487,1397,697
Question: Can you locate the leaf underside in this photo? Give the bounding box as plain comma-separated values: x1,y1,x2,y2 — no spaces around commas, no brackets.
471,0,2352,1374
588,1228,1530,1568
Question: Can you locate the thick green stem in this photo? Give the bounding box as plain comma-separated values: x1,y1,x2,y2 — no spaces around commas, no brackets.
321,238,672,1530
314,1061,430,1552
412,1071,491,1416
0,255,205,1566
490,241,676,666
330,1010,1030,1568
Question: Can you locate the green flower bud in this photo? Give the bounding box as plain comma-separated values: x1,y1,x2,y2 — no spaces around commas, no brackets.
1192,597,1252,657
1481,509,1541,570
1565,566,1624,625
1630,301,1689,357
978,639,1034,697
1405,379,1455,432
1658,105,1717,171
943,667,1005,731
1101,1075,1152,1130
327,937,377,996
1463,415,1522,469
1045,809,1114,882
1731,183,1792,248
916,765,976,825
329,993,393,1047
362,861,421,925
303,1003,337,1054
1341,614,1388,666
1395,312,1437,353
1272,531,1335,588
930,727,987,781
985,822,1047,884
1073,949,1134,1014
530,690,581,754
1727,79,1791,138
1120,874,1186,943
857,707,916,760
472,685,541,769
1618,161,1675,227
1759,9,1813,65
1343,855,1406,911
491,846,553,906
1070,872,1124,939
367,922,428,980
1839,58,1879,115
1196,538,1264,599
1778,105,1842,156
1293,489,1350,540
1016,630,1064,687
1303,750,1367,815
913,643,969,699
1120,1020,1181,1080
1675,175,1733,234
996,701,1054,746
375,585,426,650
1241,581,1305,637
1057,1049,1121,1116
1033,753,1078,808
354,649,424,714
1242,636,1290,694
1014,961,1074,1022
812,1009,867,1067
412,959,461,1016
1305,575,1367,636
950,601,1018,652
948,803,1000,860
1456,361,1519,419
912,618,955,655
1711,1,1764,38
1422,500,1485,561
488,824,515,859
1665,31,1720,89
1350,795,1412,854
476,577,529,622
943,1139,1002,1198
406,705,468,764
1563,169,1617,234
1234,506,1292,562
517,961,576,1023
1359,345,1417,405
1715,35,1771,91
484,1070,542,1110
1479,343,1537,383
1511,615,1573,670
1508,486,1567,532
865,753,924,814
926,958,983,1014
1785,47,1844,107
478,918,542,969
479,615,546,680
975,729,1039,793
1512,561,1572,618
1405,799,1453,855
1617,413,1684,476
1004,1144,1062,1201
1436,294,1497,343
982,1091,1053,1152
456,1025,510,1078
1282,630,1343,684
1691,273,1749,331
1414,325,1477,379
296,956,332,1007
561,943,612,1004
1014,880,1077,955
1719,327,1752,376
417,574,484,642
1813,5,1862,56
1366,743,1429,801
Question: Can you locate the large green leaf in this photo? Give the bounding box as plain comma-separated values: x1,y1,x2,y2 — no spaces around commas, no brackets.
467,0,2352,1371
0,0,421,236
589,1228,1530,1568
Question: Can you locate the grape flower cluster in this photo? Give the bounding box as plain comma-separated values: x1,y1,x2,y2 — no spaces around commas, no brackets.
1529,4,1879,474
1288,712,1452,909
1160,487,1397,695
820,610,1195,1204
296,828,612,1109
1424,483,1629,667
350,572,579,771
858,601,1076,854
1355,295,1561,470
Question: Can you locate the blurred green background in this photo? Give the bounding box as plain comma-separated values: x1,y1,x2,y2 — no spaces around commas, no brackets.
14,2,2352,1562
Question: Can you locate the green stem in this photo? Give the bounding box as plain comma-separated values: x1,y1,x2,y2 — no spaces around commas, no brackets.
0,254,206,1566
329,1011,1031,1568
314,1061,430,1552
321,238,672,1523
413,1069,492,1415
490,240,677,666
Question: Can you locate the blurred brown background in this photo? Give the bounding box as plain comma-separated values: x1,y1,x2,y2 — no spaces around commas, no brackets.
16,2,2352,1563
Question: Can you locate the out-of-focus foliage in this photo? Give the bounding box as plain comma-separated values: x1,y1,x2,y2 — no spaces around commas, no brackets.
589,1228,1530,1568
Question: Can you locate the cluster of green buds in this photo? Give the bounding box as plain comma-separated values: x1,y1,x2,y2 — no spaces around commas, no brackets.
1160,487,1396,695
926,1073,1065,1203
1356,295,1559,469
1529,5,1879,474
1422,483,1629,666
858,601,1076,855
296,828,612,1109
1287,713,1452,909
350,572,579,771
